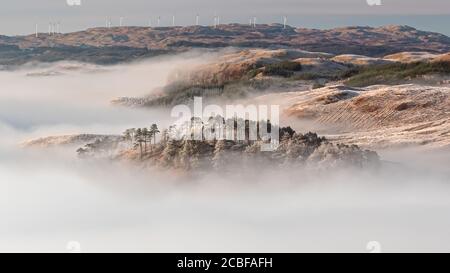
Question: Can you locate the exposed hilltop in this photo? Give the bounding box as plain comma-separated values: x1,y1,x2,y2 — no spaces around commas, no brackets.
1,24,450,66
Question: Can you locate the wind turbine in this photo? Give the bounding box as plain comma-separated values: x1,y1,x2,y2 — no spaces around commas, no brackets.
253,17,257,28
196,14,199,26
283,16,287,29
172,15,176,27
213,12,218,28
119,17,124,27
35,24,38,38
157,16,161,27
49,22,55,35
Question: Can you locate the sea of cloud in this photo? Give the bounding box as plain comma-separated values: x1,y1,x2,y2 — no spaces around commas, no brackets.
1,54,450,252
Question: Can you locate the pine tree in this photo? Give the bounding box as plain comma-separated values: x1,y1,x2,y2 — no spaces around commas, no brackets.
161,139,179,167
212,140,228,170
142,128,149,153
123,129,132,145
150,124,160,145
135,128,144,159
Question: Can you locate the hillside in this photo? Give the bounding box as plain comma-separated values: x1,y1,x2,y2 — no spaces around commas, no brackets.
250,84,450,149
22,134,121,148
110,47,450,107
1,24,450,66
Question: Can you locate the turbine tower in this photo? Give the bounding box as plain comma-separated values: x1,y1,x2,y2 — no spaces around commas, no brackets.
119,17,124,27
172,15,176,27
253,17,257,28
213,12,218,28
49,22,55,35
157,16,161,27
283,16,287,29
196,14,199,26
35,24,38,38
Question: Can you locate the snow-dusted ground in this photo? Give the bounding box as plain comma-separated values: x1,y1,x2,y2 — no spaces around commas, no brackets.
247,84,450,150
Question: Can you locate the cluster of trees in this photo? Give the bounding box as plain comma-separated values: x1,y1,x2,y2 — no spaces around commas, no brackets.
166,116,278,144
123,124,160,158
76,136,122,157
75,121,380,171
156,127,380,172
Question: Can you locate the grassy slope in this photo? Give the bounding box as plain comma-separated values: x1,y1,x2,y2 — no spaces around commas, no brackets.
345,61,450,87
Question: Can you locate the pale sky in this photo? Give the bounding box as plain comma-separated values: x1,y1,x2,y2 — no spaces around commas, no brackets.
0,0,449,35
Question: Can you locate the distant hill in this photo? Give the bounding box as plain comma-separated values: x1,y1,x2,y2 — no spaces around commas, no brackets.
1,24,450,66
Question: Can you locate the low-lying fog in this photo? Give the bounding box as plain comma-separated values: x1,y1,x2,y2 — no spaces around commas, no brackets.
1,54,450,253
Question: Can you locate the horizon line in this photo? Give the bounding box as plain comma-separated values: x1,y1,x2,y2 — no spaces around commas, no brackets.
4,23,447,38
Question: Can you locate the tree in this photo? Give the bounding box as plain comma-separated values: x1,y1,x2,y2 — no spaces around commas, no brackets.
179,140,197,170
76,147,88,158
142,127,149,153
135,128,144,159
212,140,230,171
161,129,169,144
149,124,160,145
129,128,136,141
161,139,180,167
123,130,131,142
123,129,133,147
